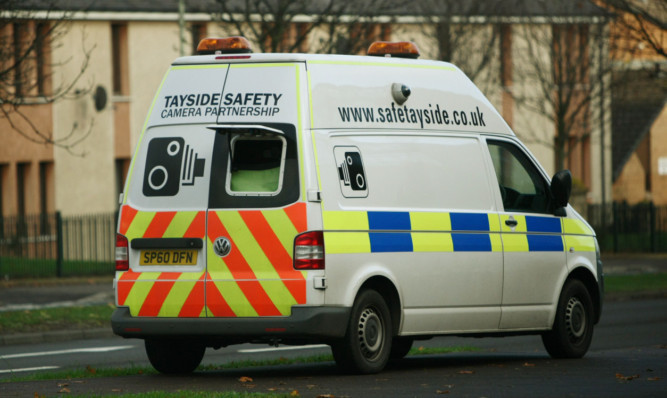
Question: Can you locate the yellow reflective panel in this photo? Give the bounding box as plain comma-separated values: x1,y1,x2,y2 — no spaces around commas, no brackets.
410,212,451,231
324,232,371,253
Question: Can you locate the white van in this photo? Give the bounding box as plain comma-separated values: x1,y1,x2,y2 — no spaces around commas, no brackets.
112,38,603,374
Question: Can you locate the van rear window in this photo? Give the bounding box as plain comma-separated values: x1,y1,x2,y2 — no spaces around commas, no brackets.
208,123,299,209
228,137,285,195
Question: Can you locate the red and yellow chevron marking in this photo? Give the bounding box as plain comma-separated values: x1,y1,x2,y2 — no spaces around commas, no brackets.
206,202,307,317
115,203,308,318
116,205,207,317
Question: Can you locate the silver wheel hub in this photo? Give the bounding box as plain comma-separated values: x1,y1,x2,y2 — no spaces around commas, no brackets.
358,307,384,359
565,297,586,340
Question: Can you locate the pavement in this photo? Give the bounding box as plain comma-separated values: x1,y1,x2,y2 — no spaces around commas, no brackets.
0,254,665,346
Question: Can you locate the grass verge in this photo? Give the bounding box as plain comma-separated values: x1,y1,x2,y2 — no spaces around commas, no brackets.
0,304,114,334
604,273,667,293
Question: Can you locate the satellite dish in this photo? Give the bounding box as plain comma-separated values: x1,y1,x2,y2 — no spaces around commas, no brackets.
93,85,107,111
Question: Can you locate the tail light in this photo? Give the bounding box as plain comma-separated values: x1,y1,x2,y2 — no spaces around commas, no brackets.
294,231,324,270
115,234,129,271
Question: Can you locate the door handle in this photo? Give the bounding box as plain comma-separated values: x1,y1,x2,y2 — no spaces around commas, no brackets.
505,219,518,227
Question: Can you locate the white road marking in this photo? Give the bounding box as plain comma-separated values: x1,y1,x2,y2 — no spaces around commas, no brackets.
237,344,329,354
0,345,134,360
0,366,60,374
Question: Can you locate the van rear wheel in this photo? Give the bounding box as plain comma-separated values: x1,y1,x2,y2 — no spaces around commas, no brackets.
542,279,594,358
145,339,205,374
331,289,392,374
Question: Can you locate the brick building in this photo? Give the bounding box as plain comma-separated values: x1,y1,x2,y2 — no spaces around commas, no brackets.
1,0,613,218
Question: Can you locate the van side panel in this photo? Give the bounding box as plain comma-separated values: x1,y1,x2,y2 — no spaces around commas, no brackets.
315,132,504,334
308,61,513,135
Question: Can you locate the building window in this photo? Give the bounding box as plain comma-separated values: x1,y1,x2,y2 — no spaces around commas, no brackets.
38,161,54,215
16,162,28,217
337,23,391,55
9,21,51,98
115,158,131,207
111,23,129,96
437,23,452,62
500,24,512,88
35,22,50,96
190,23,207,55
0,164,6,219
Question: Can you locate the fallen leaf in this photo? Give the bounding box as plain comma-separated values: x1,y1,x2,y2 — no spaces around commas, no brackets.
307,384,317,389
290,390,300,397
239,376,254,383
57,383,69,388
267,388,278,391
458,370,474,374
85,365,96,374
436,390,450,394
523,363,536,367
648,377,662,381
316,395,335,398
58,388,70,394
615,373,640,381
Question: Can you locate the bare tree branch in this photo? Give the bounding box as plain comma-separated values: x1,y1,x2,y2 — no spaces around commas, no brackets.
0,0,95,154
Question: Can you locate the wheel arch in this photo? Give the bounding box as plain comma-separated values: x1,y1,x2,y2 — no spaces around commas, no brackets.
566,267,602,324
359,276,402,336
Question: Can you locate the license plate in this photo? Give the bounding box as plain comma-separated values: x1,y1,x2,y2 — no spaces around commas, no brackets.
140,250,198,266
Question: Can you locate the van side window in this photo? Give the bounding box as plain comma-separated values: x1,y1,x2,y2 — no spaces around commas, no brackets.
227,136,285,195
487,140,551,214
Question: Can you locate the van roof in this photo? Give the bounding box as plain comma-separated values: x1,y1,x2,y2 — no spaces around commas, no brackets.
167,53,514,135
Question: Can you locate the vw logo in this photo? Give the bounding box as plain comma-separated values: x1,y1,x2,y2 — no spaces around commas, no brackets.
213,237,232,257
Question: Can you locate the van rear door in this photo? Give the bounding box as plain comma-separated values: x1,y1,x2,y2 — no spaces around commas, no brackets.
203,63,309,318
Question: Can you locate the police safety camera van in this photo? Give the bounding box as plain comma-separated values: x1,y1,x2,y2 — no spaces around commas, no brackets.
112,37,603,374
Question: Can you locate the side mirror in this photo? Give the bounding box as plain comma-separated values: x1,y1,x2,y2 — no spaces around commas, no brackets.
550,170,572,212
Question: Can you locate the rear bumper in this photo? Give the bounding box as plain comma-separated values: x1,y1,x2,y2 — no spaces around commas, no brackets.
111,306,350,343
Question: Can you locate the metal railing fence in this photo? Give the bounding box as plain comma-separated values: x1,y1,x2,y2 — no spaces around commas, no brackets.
0,212,116,279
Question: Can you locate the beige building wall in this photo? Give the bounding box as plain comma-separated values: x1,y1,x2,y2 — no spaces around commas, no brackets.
510,24,557,177
650,106,667,204
127,22,183,153
52,21,115,215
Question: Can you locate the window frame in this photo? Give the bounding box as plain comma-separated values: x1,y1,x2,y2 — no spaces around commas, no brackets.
208,123,300,209
485,137,553,215
225,134,287,197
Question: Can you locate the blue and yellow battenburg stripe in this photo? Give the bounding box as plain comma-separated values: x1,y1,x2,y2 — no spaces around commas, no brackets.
323,211,595,254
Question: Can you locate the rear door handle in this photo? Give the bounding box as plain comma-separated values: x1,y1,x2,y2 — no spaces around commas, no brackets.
505,219,518,227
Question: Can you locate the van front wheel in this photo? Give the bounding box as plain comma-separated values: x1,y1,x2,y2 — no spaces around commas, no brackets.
542,279,594,358
145,339,205,374
331,289,392,374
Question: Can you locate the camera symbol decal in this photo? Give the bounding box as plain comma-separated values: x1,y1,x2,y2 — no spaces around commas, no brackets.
143,137,205,197
334,147,368,198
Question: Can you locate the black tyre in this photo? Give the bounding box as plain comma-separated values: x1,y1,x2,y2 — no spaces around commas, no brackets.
144,339,205,374
389,337,413,360
331,289,393,374
542,279,594,358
